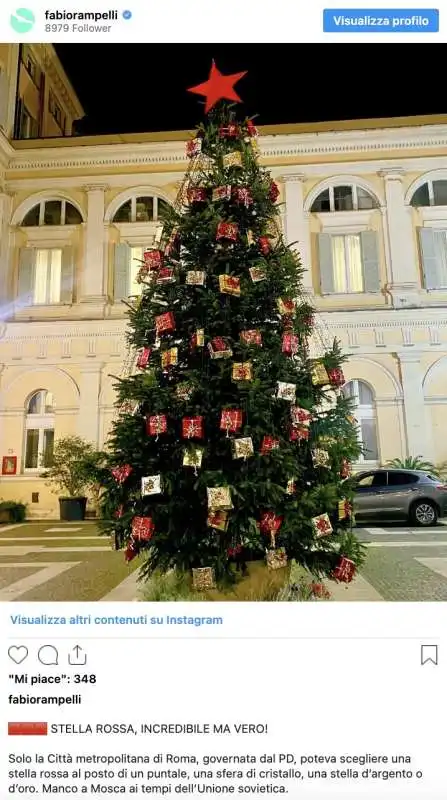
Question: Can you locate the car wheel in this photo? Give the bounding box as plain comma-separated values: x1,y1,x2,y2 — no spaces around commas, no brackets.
410,501,438,527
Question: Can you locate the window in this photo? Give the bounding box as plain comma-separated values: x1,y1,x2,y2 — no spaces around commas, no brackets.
411,180,447,207
17,102,39,139
17,247,73,306
21,46,40,86
318,230,380,294
342,380,379,463
129,246,145,297
24,391,55,470
112,195,170,224
355,472,387,488
418,228,447,289
21,200,82,227
387,472,419,486
33,249,62,304
48,91,66,132
311,185,378,213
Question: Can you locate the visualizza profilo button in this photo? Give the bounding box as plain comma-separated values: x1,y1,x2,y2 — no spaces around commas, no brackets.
323,9,440,33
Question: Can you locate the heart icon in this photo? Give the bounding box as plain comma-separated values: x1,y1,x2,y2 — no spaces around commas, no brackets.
8,646,28,664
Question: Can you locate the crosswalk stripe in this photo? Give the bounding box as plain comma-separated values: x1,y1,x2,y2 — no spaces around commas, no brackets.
367,541,447,548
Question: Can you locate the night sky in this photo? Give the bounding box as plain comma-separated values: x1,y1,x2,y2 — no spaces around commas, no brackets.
54,44,446,136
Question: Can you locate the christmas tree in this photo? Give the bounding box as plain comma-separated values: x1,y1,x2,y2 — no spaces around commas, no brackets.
100,63,365,590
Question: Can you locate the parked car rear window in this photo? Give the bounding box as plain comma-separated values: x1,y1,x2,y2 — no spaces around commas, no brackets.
387,472,419,486
355,472,387,487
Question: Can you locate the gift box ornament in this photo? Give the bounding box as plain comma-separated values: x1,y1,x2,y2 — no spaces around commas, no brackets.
333,556,356,583
136,348,151,369
112,464,132,484
247,230,255,246
161,347,178,368
120,400,139,415
146,414,167,437
186,270,206,286
192,566,216,591
338,499,353,521
319,435,337,447
223,151,243,169
260,436,280,455
141,474,162,496
207,510,229,532
282,334,299,356
165,230,180,257
182,416,204,439
220,408,243,435
246,119,258,137
340,458,352,479
312,513,333,538
136,264,151,284
277,297,296,316
191,329,205,349
232,362,253,381
125,541,139,563
312,448,330,468
212,185,232,202
282,316,294,331
175,382,194,401
143,249,163,271
155,311,175,335
157,268,175,284
290,425,309,442
327,367,345,388
232,437,254,460
249,267,266,283
207,486,233,511
154,225,164,245
186,137,202,158
208,337,233,359
291,406,312,426
266,547,288,570
286,479,296,495
132,516,155,541
276,381,296,402
260,511,283,535
232,187,253,207
269,181,280,203
183,446,204,470
187,186,207,204
240,329,262,346
311,363,329,386
258,236,271,255
219,124,239,138
219,274,241,296
216,221,239,242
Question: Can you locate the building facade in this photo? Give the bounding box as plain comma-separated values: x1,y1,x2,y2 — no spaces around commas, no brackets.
0,52,446,516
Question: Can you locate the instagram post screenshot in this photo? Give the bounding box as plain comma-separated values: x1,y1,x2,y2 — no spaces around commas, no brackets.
0,6,446,798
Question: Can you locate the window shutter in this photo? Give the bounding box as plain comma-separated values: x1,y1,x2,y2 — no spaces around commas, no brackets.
60,246,74,303
418,227,442,289
17,248,35,306
318,233,335,294
114,243,130,301
360,230,380,292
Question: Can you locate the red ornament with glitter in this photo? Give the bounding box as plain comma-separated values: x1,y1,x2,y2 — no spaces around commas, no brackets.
111,464,132,484
282,333,299,356
146,414,167,437
333,556,356,583
232,187,253,207
260,511,283,535
290,425,309,442
132,516,155,541
269,181,280,203
143,249,163,271
327,367,346,388
216,221,238,241
136,348,151,369
258,236,271,255
182,416,204,439
155,311,175,335
220,408,243,435
260,436,280,455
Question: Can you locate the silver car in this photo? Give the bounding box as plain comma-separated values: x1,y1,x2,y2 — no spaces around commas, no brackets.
352,469,447,526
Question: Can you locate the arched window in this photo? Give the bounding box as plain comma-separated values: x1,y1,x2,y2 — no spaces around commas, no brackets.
21,199,82,226
311,185,378,213
410,180,447,208
112,195,170,223
342,380,379,463
24,390,55,470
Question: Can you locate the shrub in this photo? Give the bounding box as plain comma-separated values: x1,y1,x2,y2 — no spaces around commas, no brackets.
0,501,27,522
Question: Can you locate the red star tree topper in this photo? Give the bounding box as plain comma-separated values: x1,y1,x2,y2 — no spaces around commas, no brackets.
187,61,247,113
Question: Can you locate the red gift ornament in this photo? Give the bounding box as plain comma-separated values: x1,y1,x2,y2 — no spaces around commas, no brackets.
220,408,243,435
269,181,280,203
114,505,124,519
216,221,238,241
282,316,294,330
282,333,299,356
290,425,309,442
165,231,180,257
333,556,356,583
260,511,283,535
258,236,271,255
136,348,151,369
227,544,243,557
132,516,155,541
111,464,132,484
182,416,204,439
157,268,175,284
143,249,163,271
240,329,262,346
155,311,175,335
291,406,312,426
340,458,351,479
246,120,258,137
146,414,167,437
186,137,202,158
232,187,253,207
187,186,207,204
310,582,331,599
124,541,139,563
219,124,239,138
260,436,280,455
327,367,345,388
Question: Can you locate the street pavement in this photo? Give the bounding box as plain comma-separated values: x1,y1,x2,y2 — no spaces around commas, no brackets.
0,521,446,601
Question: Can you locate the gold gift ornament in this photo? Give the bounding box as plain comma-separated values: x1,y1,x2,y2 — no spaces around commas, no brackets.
311,363,329,385
175,382,194,401
312,513,333,537
207,510,229,532
312,448,330,468
249,267,266,283
192,567,216,591
232,437,254,460
183,447,204,469
141,475,162,496
223,151,243,168
207,486,233,511
286,478,296,495
219,275,241,296
266,548,288,570
161,348,178,368
186,271,206,286
232,362,253,382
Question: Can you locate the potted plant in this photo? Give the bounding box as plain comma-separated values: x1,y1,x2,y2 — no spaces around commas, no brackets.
41,436,102,522
0,500,27,524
